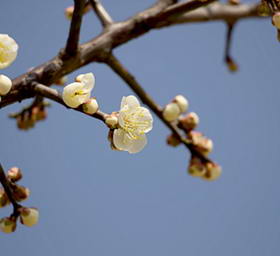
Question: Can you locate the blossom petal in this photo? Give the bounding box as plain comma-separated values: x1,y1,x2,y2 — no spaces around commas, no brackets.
80,73,95,91
120,95,140,109
0,34,18,69
136,107,153,133
113,128,127,151
127,134,147,154
62,82,90,108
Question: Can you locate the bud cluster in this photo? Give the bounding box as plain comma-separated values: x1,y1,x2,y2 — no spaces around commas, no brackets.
0,207,39,233
9,101,49,130
164,95,221,180
188,156,222,181
0,166,39,233
163,95,189,122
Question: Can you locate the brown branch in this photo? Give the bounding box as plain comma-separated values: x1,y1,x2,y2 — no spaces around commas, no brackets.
154,2,262,27
0,3,265,109
105,54,210,162
65,0,87,56
89,0,113,27
0,164,21,216
33,83,107,122
224,22,238,72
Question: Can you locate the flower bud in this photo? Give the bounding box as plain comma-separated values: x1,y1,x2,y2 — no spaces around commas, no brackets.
105,113,118,129
82,98,99,115
12,185,30,202
0,188,10,208
188,131,213,156
202,162,222,181
188,156,207,177
179,112,199,131
7,167,22,182
65,6,74,20
0,74,12,96
272,13,280,30
228,0,240,5
226,57,238,72
55,76,68,86
173,95,189,113
258,2,271,17
0,217,17,233
163,103,180,122
19,207,39,227
166,133,181,147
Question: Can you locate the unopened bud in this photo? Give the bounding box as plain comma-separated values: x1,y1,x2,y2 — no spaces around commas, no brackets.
188,156,207,177
105,113,118,129
19,207,39,227
226,57,238,72
188,131,213,156
258,2,271,17
202,162,222,181
82,98,99,115
65,6,74,20
179,112,199,131
7,167,22,182
166,133,181,147
0,188,10,208
229,0,240,5
0,74,12,96
12,185,30,202
272,13,280,30
0,217,17,233
163,103,180,122
173,95,189,113
55,76,68,86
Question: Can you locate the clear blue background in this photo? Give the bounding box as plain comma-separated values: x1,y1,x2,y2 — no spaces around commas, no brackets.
1,1,279,255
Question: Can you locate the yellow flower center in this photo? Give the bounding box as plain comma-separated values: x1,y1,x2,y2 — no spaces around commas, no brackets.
0,42,10,64
122,108,150,139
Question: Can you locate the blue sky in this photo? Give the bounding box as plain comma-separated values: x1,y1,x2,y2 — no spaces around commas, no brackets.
1,1,280,255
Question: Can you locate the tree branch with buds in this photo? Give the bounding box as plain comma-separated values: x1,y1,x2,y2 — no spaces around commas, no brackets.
0,0,272,232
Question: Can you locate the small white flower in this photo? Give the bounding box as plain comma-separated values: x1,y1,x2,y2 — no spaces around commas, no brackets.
0,34,18,69
62,73,95,108
174,95,189,113
113,95,153,154
82,98,99,114
0,74,12,95
163,102,180,122
19,207,39,227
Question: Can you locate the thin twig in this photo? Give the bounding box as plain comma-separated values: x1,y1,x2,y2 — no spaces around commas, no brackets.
0,164,21,216
33,83,107,122
65,0,87,56
105,54,210,162
89,0,113,27
0,3,265,109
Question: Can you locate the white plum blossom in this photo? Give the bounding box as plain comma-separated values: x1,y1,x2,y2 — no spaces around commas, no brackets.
62,73,95,108
0,34,18,69
0,74,12,96
113,95,153,153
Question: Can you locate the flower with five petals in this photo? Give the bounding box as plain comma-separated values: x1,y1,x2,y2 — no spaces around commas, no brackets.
113,95,153,153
